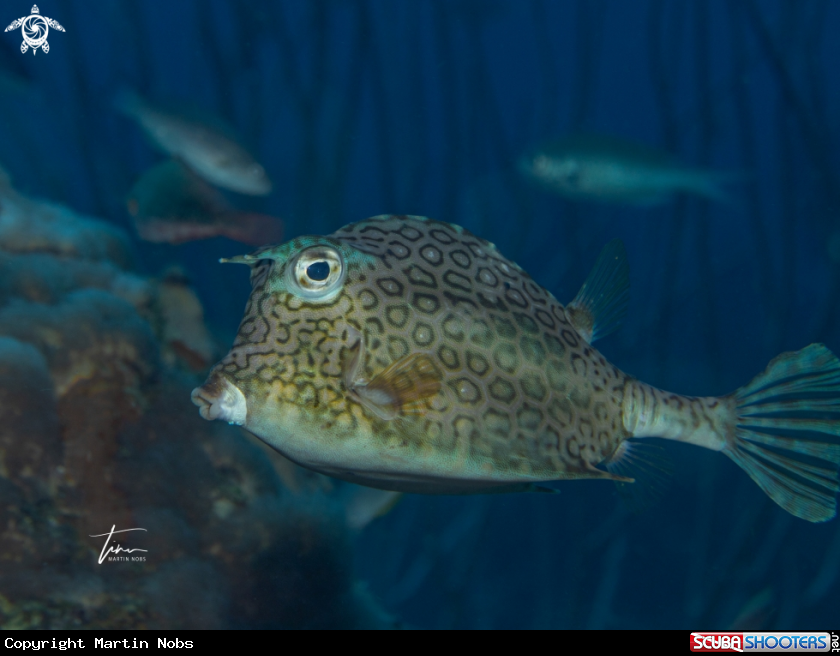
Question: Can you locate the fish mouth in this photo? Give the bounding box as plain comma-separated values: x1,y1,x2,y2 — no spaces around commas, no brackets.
191,373,247,426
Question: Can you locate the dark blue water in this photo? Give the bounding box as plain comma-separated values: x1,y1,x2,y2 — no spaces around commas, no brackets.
1,0,838,630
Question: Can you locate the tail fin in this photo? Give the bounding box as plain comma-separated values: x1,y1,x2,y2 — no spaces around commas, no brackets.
725,344,840,522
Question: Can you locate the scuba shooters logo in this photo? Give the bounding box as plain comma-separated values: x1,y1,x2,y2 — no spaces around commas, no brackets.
4,5,65,55
690,632,835,652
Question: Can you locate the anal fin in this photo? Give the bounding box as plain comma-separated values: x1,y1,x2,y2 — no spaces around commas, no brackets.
604,438,673,513
566,239,630,343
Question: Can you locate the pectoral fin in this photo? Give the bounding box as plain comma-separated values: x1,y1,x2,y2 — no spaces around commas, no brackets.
341,328,364,389
566,239,630,343
352,353,443,420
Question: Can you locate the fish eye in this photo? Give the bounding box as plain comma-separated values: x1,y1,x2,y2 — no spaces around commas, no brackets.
287,246,345,300
306,261,330,281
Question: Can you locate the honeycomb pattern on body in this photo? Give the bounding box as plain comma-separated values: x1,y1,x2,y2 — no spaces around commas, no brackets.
218,215,632,480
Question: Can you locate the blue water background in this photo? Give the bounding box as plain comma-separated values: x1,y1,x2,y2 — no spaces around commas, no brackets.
1,0,839,629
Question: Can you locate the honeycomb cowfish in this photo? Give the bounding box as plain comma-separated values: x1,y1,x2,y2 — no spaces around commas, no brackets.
519,133,737,205
192,216,840,522
116,89,272,196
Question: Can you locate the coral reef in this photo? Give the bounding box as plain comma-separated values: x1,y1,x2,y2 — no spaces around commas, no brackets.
153,267,217,372
0,183,396,629
0,252,151,312
0,180,133,267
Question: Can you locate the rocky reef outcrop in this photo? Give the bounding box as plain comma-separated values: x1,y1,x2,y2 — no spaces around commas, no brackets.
0,180,395,629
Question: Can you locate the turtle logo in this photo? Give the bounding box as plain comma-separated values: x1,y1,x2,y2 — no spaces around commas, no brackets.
4,5,64,55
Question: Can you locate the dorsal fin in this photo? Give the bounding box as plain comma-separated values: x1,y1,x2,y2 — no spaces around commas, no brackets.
565,239,630,343
351,353,443,421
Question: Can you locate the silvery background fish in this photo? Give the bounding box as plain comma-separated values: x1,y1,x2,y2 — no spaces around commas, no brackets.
116,89,272,196
519,133,738,205
193,215,840,522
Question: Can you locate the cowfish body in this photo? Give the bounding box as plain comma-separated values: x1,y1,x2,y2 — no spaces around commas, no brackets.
192,214,840,522
194,215,840,522
193,215,631,493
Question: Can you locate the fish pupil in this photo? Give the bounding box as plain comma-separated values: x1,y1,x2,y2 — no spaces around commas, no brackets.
306,261,331,281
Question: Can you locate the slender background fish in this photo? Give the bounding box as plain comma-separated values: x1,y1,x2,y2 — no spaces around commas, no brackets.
519,133,739,205
116,89,272,196
193,215,840,522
